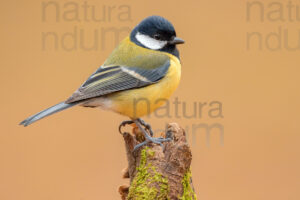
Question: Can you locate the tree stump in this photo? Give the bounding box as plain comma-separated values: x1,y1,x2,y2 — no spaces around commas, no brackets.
119,122,197,200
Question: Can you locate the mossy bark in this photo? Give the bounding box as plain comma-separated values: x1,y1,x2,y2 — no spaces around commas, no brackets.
119,123,197,200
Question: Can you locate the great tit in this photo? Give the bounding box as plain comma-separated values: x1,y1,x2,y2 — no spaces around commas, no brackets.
20,16,185,149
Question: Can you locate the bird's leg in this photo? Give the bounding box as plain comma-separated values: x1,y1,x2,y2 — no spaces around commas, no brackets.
133,119,171,151
119,118,154,136
137,118,154,136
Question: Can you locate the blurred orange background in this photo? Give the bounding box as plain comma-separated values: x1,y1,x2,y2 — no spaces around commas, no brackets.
1,0,300,199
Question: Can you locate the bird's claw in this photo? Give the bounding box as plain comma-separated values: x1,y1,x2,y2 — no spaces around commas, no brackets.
118,119,154,136
119,120,134,135
119,118,171,152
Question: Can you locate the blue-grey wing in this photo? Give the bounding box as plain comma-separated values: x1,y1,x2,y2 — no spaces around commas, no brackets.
65,60,170,103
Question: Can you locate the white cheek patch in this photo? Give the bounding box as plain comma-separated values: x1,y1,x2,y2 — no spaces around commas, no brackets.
135,32,167,50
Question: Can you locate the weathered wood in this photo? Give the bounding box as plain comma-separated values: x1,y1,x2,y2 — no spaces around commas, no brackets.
119,123,197,200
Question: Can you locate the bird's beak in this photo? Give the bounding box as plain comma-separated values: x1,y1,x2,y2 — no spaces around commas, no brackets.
169,37,185,45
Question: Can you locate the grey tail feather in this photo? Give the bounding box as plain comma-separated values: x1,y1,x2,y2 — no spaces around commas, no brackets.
19,102,80,127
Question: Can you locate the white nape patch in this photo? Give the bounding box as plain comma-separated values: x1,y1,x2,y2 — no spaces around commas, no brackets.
121,67,151,82
135,32,167,50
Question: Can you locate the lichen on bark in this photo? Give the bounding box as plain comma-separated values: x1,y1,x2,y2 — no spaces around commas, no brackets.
127,147,169,200
179,169,197,200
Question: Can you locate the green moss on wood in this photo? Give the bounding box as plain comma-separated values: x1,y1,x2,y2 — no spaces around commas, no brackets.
127,147,169,200
179,169,197,200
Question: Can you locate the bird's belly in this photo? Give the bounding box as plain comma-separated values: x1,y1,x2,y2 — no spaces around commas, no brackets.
106,56,181,119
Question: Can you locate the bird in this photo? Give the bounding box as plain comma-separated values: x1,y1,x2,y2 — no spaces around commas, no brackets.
20,15,184,150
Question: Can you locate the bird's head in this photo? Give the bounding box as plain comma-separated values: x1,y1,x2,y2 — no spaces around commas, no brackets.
130,16,184,57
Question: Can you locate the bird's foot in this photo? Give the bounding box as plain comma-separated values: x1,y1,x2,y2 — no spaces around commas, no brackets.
119,118,171,151
133,136,171,151
119,120,134,134
132,119,171,152
119,118,154,136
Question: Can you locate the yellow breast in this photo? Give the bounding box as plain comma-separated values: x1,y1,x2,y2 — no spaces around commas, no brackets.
107,53,181,119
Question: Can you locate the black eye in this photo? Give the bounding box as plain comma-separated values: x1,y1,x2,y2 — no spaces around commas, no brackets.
153,34,161,40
